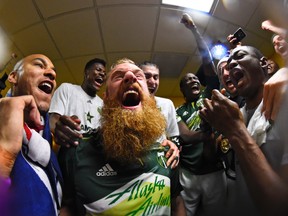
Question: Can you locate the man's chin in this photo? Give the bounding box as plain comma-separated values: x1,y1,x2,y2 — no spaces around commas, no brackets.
37,102,50,115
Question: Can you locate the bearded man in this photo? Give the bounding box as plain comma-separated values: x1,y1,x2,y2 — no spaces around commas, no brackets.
59,58,184,216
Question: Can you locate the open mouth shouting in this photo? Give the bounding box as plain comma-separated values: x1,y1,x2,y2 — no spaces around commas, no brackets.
38,80,54,94
230,68,244,88
121,86,142,110
224,77,235,90
190,81,200,94
95,76,105,86
148,86,156,95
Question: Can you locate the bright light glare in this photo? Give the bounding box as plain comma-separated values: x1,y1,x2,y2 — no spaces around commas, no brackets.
162,0,215,13
211,44,228,60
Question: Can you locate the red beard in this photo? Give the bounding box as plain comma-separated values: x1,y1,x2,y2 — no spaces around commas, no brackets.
100,94,166,164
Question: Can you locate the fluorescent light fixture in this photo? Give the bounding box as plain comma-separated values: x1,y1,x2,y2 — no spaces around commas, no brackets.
162,0,215,13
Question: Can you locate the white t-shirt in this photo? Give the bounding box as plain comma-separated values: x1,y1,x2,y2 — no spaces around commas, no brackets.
230,98,288,216
49,83,103,133
155,96,179,138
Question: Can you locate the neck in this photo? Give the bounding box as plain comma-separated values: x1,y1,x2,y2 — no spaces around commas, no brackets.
244,88,263,110
81,83,97,97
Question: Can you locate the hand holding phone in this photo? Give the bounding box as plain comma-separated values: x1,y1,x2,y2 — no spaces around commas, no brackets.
232,28,246,44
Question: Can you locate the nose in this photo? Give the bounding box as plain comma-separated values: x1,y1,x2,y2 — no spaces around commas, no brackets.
222,68,230,77
99,71,106,78
44,68,56,81
146,76,154,84
227,59,237,71
124,71,137,84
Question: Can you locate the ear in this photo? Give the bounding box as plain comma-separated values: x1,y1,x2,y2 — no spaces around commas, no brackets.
8,71,18,85
260,56,268,68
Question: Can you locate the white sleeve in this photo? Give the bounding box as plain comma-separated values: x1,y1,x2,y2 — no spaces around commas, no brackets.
165,100,180,138
49,83,70,115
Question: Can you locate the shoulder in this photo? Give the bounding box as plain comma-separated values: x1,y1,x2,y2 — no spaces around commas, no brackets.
176,103,186,112
55,83,79,93
155,96,174,106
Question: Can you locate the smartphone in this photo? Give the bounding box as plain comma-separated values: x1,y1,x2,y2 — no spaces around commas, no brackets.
232,28,246,44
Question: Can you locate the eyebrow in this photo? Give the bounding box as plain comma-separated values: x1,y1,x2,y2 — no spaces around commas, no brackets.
33,57,56,72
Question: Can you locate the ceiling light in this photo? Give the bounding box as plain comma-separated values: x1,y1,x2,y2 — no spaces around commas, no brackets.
162,0,216,13
211,43,228,60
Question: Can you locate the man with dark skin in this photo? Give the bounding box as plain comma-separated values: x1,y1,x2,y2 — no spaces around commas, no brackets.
200,45,288,216
49,58,106,147
176,14,225,216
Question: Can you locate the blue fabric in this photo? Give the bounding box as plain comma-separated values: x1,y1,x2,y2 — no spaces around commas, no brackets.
10,154,57,216
9,113,63,216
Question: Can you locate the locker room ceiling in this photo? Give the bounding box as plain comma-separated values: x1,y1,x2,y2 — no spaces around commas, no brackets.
0,0,286,101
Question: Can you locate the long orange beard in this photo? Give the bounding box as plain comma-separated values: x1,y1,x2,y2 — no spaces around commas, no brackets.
101,95,166,164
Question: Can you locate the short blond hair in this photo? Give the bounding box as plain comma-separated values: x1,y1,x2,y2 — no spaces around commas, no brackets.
110,58,136,70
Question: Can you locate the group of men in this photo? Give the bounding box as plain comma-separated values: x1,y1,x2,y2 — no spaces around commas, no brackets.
1,13,288,216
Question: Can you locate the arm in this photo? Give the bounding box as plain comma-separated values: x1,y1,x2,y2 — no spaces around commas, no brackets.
181,13,216,77
262,67,288,120
177,121,207,144
200,90,288,216
0,96,41,178
261,20,287,38
49,113,82,147
49,83,83,147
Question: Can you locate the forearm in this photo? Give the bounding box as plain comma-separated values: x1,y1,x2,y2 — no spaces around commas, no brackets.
190,27,213,65
180,130,205,144
228,128,288,216
0,146,17,178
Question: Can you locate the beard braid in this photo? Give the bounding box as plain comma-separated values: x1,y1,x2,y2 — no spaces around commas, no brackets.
101,95,166,164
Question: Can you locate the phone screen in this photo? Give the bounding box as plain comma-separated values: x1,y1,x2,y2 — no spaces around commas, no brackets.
233,28,246,43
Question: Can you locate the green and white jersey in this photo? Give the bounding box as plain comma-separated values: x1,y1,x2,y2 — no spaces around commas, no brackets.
176,95,205,174
176,88,222,174
59,130,180,216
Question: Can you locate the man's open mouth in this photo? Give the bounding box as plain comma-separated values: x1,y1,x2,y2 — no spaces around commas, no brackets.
148,87,156,94
230,69,244,86
225,78,234,88
38,81,53,94
191,82,200,90
95,77,104,85
122,90,141,108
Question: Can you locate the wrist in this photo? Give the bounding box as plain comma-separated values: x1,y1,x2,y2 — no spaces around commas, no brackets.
0,146,17,178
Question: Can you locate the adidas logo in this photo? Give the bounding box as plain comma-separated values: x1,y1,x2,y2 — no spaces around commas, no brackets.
96,163,117,177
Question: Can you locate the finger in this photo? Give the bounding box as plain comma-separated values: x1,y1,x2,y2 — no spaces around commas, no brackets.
203,98,213,111
220,88,227,95
60,115,81,131
54,124,82,147
170,156,179,169
199,107,209,123
54,129,73,147
22,95,41,127
165,147,179,167
212,89,231,107
166,152,179,168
